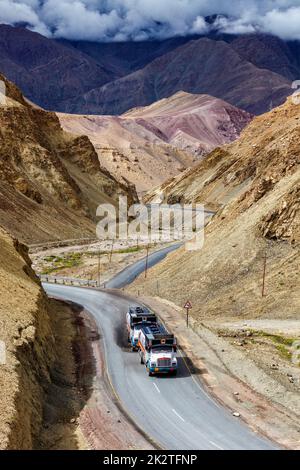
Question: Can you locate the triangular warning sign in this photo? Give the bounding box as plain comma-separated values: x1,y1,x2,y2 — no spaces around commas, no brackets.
184,301,192,309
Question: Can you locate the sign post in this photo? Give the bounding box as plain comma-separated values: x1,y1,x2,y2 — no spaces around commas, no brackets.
184,301,192,328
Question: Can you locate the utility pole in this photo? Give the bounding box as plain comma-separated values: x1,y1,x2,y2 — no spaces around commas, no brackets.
145,244,150,279
109,239,114,263
97,249,101,288
262,250,267,297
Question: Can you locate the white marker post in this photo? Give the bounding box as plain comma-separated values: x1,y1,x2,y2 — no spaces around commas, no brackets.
0,341,6,365
0,80,6,106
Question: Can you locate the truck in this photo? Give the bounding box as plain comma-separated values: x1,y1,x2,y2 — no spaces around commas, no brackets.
138,323,178,376
126,306,157,351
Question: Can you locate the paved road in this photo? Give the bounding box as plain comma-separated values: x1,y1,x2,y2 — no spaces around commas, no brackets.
43,248,276,450
105,243,182,289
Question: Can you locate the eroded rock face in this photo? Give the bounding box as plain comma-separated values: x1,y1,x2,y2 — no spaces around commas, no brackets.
0,228,55,449
260,186,300,243
0,74,138,243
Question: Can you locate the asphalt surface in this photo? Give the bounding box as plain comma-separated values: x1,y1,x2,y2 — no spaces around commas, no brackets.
43,246,276,450
105,242,182,289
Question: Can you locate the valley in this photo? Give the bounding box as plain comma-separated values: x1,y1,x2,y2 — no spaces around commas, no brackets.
0,17,299,453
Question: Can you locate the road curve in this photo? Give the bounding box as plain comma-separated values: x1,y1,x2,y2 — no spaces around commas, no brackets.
43,247,276,450
105,243,182,289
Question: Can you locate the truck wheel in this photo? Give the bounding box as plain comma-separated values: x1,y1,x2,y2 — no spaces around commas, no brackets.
148,370,153,377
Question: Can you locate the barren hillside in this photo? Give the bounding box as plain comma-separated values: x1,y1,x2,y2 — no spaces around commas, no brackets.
0,227,55,449
129,97,300,321
0,74,137,244
58,92,252,193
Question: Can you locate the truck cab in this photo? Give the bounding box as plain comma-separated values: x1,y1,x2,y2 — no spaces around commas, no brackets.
126,306,157,351
138,324,178,376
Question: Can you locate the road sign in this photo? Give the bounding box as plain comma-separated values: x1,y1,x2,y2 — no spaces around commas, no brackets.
184,301,192,328
184,301,192,310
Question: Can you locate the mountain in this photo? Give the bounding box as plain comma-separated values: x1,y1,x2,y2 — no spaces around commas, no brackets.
64,32,300,83
0,25,296,116
228,34,300,81
130,96,300,322
75,38,291,116
0,74,137,244
0,24,116,111
61,35,201,78
58,92,252,193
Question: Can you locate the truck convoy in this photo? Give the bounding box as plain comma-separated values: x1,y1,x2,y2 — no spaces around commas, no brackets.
126,305,178,376
126,306,157,351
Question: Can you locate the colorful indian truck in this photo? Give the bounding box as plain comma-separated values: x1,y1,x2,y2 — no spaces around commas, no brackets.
126,306,157,351
138,324,177,376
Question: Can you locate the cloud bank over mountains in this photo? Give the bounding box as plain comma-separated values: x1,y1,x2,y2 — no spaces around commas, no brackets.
1,0,300,42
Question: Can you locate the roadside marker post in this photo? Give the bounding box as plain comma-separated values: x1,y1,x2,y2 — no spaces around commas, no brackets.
145,244,150,279
184,301,193,328
109,239,114,263
98,249,101,288
262,250,267,297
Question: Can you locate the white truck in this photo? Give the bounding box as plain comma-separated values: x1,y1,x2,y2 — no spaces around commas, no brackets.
138,323,178,376
126,306,157,351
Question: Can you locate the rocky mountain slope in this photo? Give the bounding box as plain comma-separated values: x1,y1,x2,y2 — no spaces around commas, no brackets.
69,38,291,116
0,25,295,116
58,92,252,194
228,33,300,81
0,25,115,111
0,74,137,244
62,35,198,78
0,227,55,449
129,97,300,322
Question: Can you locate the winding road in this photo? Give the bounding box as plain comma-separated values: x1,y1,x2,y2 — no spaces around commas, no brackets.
43,246,276,450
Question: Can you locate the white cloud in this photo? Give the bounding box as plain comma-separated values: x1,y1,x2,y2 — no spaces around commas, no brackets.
0,0,300,41
191,16,210,35
262,7,300,40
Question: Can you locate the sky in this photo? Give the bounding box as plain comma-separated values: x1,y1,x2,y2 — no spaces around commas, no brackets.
1,0,300,42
